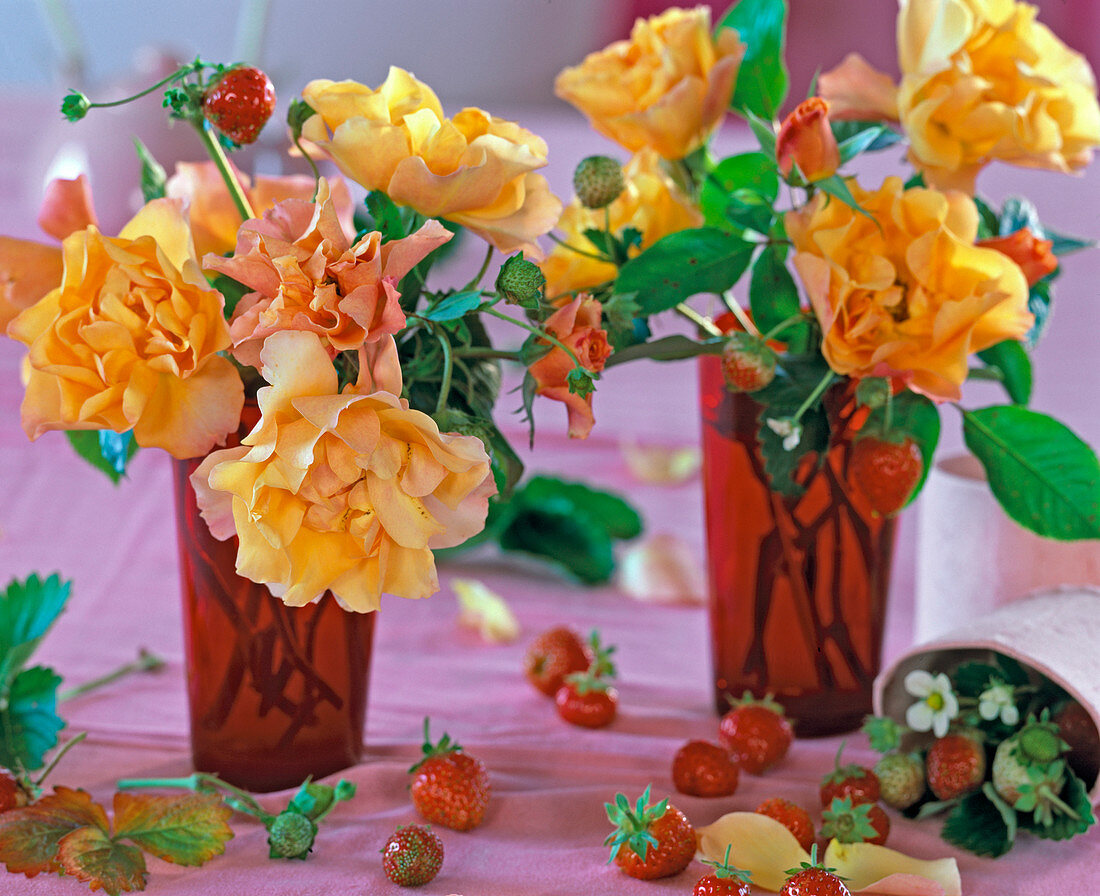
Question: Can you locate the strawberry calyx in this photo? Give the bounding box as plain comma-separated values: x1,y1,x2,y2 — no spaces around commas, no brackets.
408,717,463,774
604,785,666,862
564,630,618,694
820,796,879,844
784,843,845,880
821,741,867,786
725,690,788,719
861,714,907,753
701,844,754,884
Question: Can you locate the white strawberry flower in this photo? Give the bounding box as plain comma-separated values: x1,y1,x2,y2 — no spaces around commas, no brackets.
903,670,959,737
978,681,1020,726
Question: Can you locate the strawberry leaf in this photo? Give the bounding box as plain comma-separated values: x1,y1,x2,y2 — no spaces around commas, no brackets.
0,665,64,770
940,791,1016,857
112,791,233,865
56,826,147,895
0,787,109,877
1017,770,1096,841
0,573,71,697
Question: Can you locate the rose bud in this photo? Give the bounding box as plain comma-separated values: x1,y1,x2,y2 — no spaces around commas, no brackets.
977,228,1058,286
776,97,840,182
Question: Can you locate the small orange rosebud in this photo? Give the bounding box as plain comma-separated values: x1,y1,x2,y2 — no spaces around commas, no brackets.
977,228,1057,287
776,97,840,182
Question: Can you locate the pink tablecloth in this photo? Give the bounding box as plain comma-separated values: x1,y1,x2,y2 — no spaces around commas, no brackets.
1,106,1098,895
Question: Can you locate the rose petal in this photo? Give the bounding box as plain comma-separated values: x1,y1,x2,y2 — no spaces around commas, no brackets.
616,534,705,605
694,812,811,892
452,578,519,643
824,841,961,896
621,439,701,485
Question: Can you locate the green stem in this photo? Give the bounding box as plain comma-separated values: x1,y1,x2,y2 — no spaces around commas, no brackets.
433,330,454,416
80,61,200,110
722,293,759,336
463,244,495,292
34,732,87,787
759,312,808,343
59,649,164,702
548,232,610,263
118,772,269,818
793,369,839,423
482,306,584,370
290,129,323,201
676,303,722,336
194,122,256,222
455,347,522,361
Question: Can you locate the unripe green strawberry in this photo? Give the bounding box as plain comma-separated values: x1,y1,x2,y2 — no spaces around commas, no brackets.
874,752,925,810
721,332,777,393
496,254,546,306
991,717,1076,827
573,155,625,209
267,810,317,859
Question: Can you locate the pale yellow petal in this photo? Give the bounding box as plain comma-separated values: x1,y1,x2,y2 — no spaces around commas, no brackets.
824,841,961,896
452,578,520,643
695,812,811,892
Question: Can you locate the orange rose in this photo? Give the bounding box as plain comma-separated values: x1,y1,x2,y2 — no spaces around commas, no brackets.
541,148,702,299
786,176,1033,401
204,178,452,369
8,199,243,457
166,162,355,258
776,98,840,182
554,6,745,160
191,330,494,611
977,227,1057,286
528,295,611,438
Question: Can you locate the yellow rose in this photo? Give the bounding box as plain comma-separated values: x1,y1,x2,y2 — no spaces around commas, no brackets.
554,6,745,160
204,178,452,369
299,68,561,259
541,148,702,299
166,161,355,258
899,0,1100,190
191,330,495,612
8,199,243,457
786,176,1033,401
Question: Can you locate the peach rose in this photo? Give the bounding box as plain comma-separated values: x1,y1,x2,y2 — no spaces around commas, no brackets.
299,68,561,258
8,199,243,457
977,227,1058,286
191,330,494,611
204,178,452,369
776,97,840,182
786,176,1033,401
528,294,611,438
541,148,702,299
166,161,355,258
554,6,745,160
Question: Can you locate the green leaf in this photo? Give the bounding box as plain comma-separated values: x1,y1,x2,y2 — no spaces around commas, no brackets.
1017,770,1095,840
0,787,109,877
420,290,483,322
615,227,755,315
209,273,250,319
744,109,778,156
816,174,871,217
940,791,1016,857
0,666,64,771
864,390,941,505
952,661,1005,699
831,121,903,159
1045,227,1095,257
516,476,642,540
977,340,1033,405
112,792,234,865
748,242,799,335
0,574,71,698
1026,279,1051,346
701,152,779,229
133,138,166,202
720,0,789,120
65,431,139,484
361,190,408,241
962,405,1100,539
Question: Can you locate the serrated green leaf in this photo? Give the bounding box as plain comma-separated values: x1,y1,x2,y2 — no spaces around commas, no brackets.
420,290,483,322
56,826,147,896
0,574,71,698
0,787,108,876
112,792,233,865
720,0,789,120
1018,770,1095,840
748,242,799,335
977,340,1033,405
615,228,755,314
940,791,1016,857
0,666,64,770
65,430,139,484
962,405,1100,539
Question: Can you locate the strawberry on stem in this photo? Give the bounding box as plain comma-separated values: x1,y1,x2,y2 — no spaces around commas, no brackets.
202,65,277,146
721,332,777,393
850,434,923,517
672,740,739,798
819,743,880,807
382,824,444,887
925,730,987,802
604,785,696,880
693,844,753,896
409,718,491,831
718,692,793,774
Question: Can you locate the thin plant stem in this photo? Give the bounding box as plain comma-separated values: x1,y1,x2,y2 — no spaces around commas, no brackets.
59,649,164,702
463,244,495,292
482,306,584,370
548,232,609,263
793,369,839,422
118,772,268,817
195,122,256,222
79,62,198,111
34,732,87,787
291,129,323,201
722,293,759,336
676,303,723,336
433,330,454,416
455,347,522,361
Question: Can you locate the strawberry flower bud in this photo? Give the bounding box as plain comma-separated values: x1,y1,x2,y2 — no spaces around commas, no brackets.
776,97,840,182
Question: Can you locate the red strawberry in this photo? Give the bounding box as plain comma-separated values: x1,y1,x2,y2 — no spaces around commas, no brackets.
672,740,740,798
781,846,851,896
381,824,444,887
409,719,491,831
819,744,880,807
721,332,777,393
718,693,793,774
693,844,753,896
555,632,618,728
0,770,30,813
1053,700,1100,785
820,796,890,846
874,752,926,810
604,786,696,880
202,66,276,145
925,731,986,801
524,626,591,696
756,797,815,853
850,435,923,517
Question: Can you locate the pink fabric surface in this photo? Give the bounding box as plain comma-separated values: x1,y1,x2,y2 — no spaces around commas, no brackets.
1,107,1098,895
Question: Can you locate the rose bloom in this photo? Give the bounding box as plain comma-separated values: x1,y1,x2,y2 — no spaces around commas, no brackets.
786,176,1033,401
8,198,243,457
776,97,840,182
541,148,702,299
299,68,561,258
977,227,1057,286
166,161,355,258
205,178,452,369
191,330,494,612
821,0,1100,191
554,6,745,160
528,294,611,438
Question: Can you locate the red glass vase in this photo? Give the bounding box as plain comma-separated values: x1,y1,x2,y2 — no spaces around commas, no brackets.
171,411,375,792
699,356,897,736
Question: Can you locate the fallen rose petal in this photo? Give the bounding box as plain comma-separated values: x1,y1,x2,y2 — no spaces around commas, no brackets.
825,841,961,896
695,812,811,892
453,578,520,643
852,872,950,896
621,439,701,484
617,534,705,605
